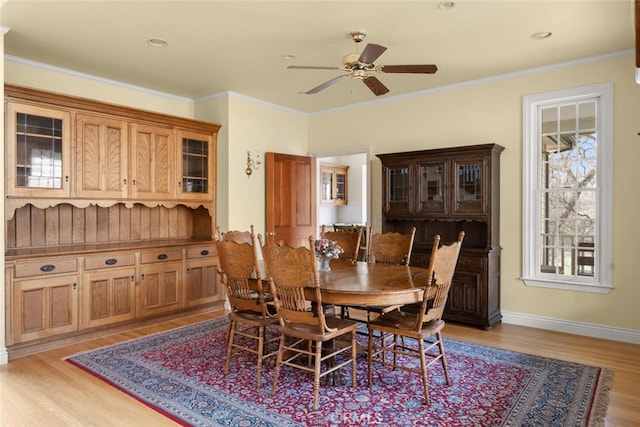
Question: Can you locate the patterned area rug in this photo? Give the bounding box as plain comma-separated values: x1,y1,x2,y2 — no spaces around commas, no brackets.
65,317,612,426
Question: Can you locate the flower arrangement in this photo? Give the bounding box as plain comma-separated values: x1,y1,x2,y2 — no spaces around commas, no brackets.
314,238,344,259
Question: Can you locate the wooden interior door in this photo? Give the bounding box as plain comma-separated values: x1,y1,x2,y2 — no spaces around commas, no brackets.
265,152,316,247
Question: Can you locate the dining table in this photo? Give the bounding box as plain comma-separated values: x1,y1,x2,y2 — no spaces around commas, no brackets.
314,261,430,307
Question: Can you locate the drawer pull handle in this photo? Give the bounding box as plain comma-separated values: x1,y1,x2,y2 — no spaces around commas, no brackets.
157,254,168,260
200,250,209,256
40,264,56,272
105,258,118,266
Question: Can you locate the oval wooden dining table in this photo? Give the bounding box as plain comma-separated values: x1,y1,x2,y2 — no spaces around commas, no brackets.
315,262,431,306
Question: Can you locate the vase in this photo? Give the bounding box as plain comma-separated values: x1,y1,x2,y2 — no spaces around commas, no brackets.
317,256,331,272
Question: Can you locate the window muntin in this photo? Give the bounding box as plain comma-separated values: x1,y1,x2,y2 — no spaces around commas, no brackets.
522,83,612,293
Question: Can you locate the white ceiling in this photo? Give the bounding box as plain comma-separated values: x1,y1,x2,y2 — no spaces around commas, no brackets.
1,1,635,114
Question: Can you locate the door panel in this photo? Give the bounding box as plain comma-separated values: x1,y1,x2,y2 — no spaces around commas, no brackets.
265,152,316,247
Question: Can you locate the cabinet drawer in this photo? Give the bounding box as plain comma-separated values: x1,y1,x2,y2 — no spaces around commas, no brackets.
140,249,183,264
85,252,135,270
186,245,217,259
14,257,78,278
456,255,484,271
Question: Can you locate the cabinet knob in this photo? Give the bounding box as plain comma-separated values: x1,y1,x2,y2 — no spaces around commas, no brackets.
40,264,56,272
200,250,209,256
132,179,136,186
105,258,118,266
73,282,77,290
123,178,127,185
157,253,168,260
65,176,69,182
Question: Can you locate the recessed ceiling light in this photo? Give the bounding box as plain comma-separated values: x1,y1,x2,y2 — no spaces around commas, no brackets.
283,54,296,60
438,1,455,10
147,37,169,47
530,31,552,40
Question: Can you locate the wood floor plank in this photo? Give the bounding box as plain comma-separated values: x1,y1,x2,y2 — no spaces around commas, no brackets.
0,312,637,426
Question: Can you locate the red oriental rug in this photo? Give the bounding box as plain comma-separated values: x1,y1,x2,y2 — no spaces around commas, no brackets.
65,317,612,426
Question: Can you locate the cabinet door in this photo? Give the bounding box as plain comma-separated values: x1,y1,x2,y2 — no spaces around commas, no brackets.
382,161,412,216
321,169,334,202
176,130,214,201
5,102,71,198
76,113,129,199
185,258,223,307
129,124,175,200
83,268,136,329
138,261,182,317
334,169,348,203
184,245,222,306
415,159,449,215
12,275,78,343
452,157,487,215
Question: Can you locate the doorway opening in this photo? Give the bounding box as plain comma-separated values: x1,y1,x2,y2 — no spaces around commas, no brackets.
310,145,371,237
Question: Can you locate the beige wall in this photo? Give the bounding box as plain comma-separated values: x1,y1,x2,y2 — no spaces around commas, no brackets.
2,51,639,346
193,94,307,237
307,54,640,331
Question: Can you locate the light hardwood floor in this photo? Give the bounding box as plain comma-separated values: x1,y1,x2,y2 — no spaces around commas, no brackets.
1,310,638,426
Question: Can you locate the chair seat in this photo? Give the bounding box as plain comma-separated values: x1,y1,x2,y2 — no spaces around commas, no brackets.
278,317,358,342
229,310,279,326
368,311,446,339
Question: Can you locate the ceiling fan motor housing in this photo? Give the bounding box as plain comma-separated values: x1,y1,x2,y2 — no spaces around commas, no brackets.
343,52,361,67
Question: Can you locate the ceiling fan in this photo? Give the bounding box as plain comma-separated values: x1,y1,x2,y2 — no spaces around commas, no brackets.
288,31,438,96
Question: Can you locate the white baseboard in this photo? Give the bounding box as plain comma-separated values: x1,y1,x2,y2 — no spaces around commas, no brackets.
0,348,8,365
502,311,640,345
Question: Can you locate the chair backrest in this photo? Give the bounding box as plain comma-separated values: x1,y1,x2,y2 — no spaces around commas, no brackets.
416,231,465,328
321,226,363,265
367,226,416,266
216,236,270,318
262,237,330,334
216,225,256,246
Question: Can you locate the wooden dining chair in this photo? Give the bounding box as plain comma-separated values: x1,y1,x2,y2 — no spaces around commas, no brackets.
345,226,417,321
321,224,363,267
366,226,416,265
262,237,358,410
367,231,464,405
216,235,279,388
216,225,255,245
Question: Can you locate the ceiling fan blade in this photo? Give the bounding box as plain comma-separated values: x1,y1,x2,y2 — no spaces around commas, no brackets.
358,43,387,64
379,64,438,74
362,76,390,96
288,65,341,70
304,75,348,94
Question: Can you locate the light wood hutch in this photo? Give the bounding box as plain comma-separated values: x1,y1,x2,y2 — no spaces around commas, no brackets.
320,163,348,205
377,144,504,329
4,84,223,358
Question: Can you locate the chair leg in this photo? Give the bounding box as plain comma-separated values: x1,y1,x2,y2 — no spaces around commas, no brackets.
351,331,357,387
271,334,286,396
224,320,236,376
418,338,430,405
437,332,451,386
392,334,399,369
367,328,374,387
255,325,264,387
313,340,323,410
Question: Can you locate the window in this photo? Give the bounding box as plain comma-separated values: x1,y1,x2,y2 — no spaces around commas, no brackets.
522,83,612,293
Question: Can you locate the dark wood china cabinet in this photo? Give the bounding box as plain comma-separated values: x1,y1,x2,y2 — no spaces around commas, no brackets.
378,143,504,329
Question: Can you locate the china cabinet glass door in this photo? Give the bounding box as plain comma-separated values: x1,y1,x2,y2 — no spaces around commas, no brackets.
6,102,71,198
177,130,213,200
453,159,485,214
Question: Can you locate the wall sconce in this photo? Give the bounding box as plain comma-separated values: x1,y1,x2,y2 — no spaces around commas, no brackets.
245,150,261,177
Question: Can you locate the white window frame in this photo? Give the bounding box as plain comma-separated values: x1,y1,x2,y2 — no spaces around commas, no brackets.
522,83,613,293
